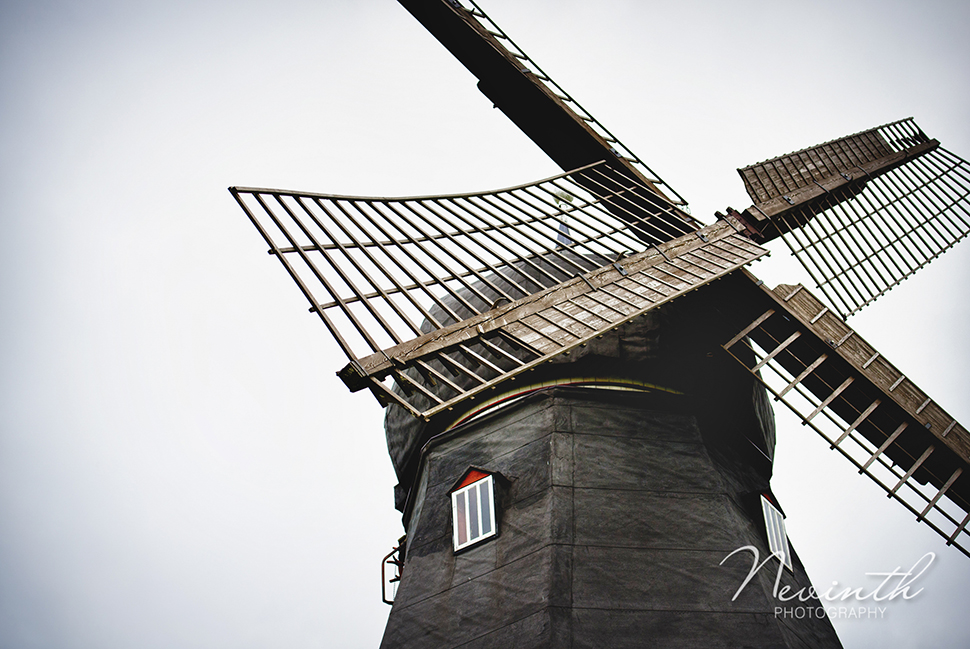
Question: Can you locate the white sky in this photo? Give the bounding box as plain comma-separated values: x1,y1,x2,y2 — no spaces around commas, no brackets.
1,0,969,647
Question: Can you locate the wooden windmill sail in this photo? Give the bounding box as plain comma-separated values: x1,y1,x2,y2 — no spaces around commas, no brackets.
231,1,970,646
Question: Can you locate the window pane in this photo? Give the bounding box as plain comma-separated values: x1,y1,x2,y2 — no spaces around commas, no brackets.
456,491,467,546
480,481,492,535
761,495,791,570
468,484,480,540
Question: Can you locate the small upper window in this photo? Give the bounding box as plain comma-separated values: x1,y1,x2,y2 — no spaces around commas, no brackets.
451,470,497,552
761,494,792,571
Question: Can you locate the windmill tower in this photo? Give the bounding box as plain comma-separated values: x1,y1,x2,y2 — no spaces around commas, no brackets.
231,1,970,646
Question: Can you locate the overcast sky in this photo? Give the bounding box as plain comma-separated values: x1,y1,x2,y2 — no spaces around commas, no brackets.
2,1,969,647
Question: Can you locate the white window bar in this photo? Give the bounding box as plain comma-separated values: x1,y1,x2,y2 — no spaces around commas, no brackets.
761,495,793,571
451,474,497,552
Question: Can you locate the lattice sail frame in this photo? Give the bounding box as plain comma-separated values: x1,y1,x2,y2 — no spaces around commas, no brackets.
231,162,764,419
736,118,970,318
231,147,970,558
454,0,691,209
722,274,970,557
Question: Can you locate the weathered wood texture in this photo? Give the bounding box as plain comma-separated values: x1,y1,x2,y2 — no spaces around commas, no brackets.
775,282,969,460
722,272,970,556
232,162,699,371
740,125,896,206
732,119,970,317
736,119,939,236
352,218,765,420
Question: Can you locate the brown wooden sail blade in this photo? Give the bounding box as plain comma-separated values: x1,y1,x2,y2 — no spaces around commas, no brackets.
397,0,699,240
731,119,970,317
346,218,765,420
722,271,970,557
231,162,697,368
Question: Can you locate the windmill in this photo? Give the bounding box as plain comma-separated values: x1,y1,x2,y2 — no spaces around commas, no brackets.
230,1,970,646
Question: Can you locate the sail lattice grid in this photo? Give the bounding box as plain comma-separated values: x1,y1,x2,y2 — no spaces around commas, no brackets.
739,118,970,318
457,0,691,211
782,146,970,317
723,279,970,557
231,163,768,418
231,161,695,365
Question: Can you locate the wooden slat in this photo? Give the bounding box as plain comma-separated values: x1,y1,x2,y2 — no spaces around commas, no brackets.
861,422,909,472
724,309,776,351
920,468,963,521
830,399,881,449
752,331,802,373
804,376,855,423
778,354,828,399
889,446,935,496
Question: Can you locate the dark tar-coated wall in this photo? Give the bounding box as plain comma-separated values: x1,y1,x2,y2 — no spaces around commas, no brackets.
380,388,842,648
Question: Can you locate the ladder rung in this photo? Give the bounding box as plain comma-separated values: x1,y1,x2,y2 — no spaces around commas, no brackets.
752,331,801,373
919,467,963,521
724,309,775,350
805,376,854,423
947,511,970,545
861,422,908,472
831,399,881,449
778,353,827,399
889,445,934,496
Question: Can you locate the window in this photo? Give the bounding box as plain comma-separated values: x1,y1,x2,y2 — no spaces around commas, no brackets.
761,495,792,571
451,472,497,551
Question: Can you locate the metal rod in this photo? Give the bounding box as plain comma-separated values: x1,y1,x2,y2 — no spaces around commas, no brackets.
231,190,361,360
263,193,402,349
332,199,462,327
304,198,426,337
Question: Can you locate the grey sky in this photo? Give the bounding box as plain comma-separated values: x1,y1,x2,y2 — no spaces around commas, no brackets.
1,1,968,647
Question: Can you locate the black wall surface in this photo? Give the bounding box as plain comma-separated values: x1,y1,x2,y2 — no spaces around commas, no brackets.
380,388,843,648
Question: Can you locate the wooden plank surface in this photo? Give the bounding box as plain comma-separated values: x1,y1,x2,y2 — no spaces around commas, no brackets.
346,217,767,419
767,279,970,465
352,217,759,378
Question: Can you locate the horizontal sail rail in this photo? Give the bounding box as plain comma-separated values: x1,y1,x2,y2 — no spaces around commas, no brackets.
343,218,765,420
231,162,696,366
780,146,970,317
734,119,970,317
722,276,970,557
738,118,930,205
